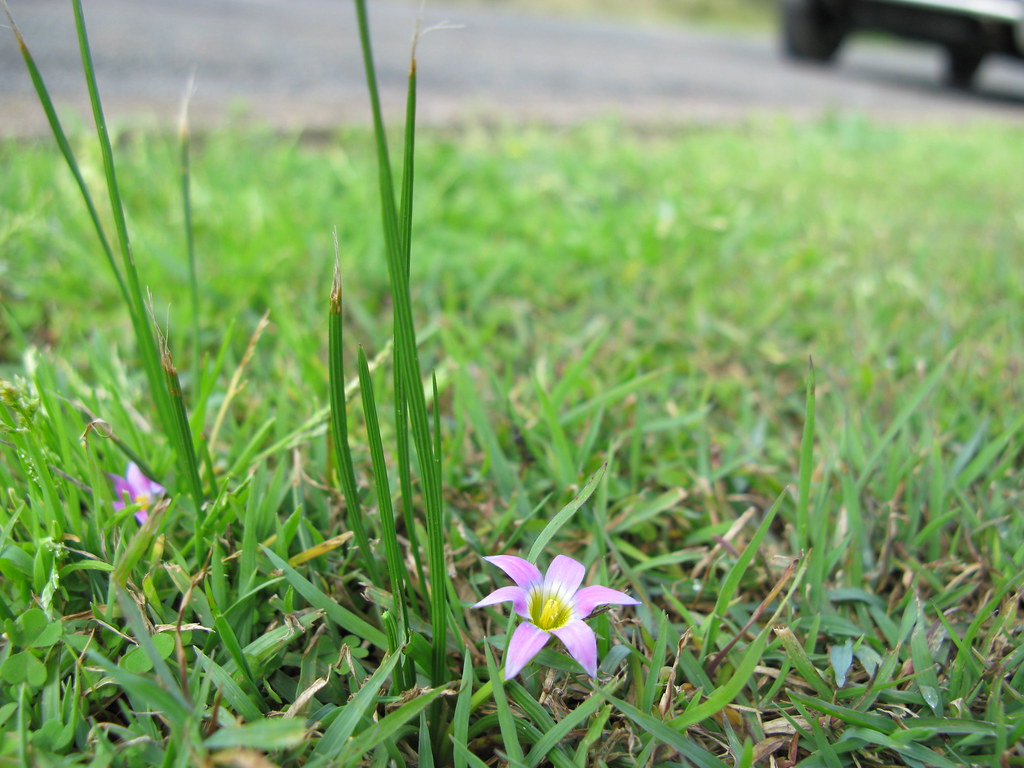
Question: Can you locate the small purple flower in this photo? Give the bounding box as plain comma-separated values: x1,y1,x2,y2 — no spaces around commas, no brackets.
111,462,165,524
474,554,640,680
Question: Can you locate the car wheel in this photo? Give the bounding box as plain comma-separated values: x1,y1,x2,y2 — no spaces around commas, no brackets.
945,45,984,89
781,0,847,63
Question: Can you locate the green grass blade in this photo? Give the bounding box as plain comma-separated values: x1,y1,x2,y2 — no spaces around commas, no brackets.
527,463,606,561
114,585,181,696
209,605,259,696
674,553,807,730
393,378,427,601
110,507,162,587
338,685,447,764
954,411,1024,490
328,256,381,585
204,718,306,750
352,0,448,693
450,651,475,768
774,625,833,700
383,610,406,694
600,692,728,768
796,358,815,547
523,691,604,768
193,648,263,722
419,712,435,768
70,0,175,443
790,696,842,768
533,378,577,487
787,691,891,731
85,649,192,729
310,650,402,760
452,363,519,497
910,602,943,715
156,328,205,522
177,75,201,381
670,624,773,731
8,0,181,493
259,545,386,649
451,740,491,768
854,350,954,493
641,611,670,713
702,491,783,666
399,37,417,269
483,643,524,766
357,347,410,632
838,727,962,768
572,703,611,765
234,611,322,671
353,0,400,254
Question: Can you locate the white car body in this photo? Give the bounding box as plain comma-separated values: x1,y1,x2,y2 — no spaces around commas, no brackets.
781,0,1024,86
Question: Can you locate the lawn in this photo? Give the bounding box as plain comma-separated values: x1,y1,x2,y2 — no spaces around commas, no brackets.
2,6,1024,766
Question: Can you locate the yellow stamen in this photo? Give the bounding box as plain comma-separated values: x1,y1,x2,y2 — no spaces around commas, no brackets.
529,590,572,631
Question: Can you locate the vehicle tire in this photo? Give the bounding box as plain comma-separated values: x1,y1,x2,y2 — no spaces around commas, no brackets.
781,0,847,63
944,45,984,89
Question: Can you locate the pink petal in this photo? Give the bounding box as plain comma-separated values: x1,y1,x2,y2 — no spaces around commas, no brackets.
483,555,543,590
503,622,550,680
135,509,149,525
551,620,598,678
126,462,148,496
112,474,131,496
111,474,132,512
473,586,530,618
544,555,586,600
573,585,641,618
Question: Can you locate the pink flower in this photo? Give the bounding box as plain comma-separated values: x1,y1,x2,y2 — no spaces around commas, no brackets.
111,462,165,524
474,554,640,680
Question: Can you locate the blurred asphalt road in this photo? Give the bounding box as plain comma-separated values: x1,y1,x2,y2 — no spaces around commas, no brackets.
2,0,1023,135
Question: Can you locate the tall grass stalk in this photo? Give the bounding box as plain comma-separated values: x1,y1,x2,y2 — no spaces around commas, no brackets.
328,257,383,585
352,0,450,694
796,358,822,610
394,27,428,620
69,0,177,440
357,347,412,687
7,0,203,516
154,317,204,530
178,73,201,383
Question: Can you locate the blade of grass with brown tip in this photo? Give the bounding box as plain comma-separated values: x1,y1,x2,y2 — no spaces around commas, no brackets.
155,322,204,529
70,0,176,447
352,0,449,695
328,256,381,586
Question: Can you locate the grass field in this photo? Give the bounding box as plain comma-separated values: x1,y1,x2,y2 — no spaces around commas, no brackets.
2,4,1024,765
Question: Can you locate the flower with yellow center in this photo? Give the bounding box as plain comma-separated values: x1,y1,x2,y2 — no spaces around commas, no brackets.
473,554,640,680
110,462,166,524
